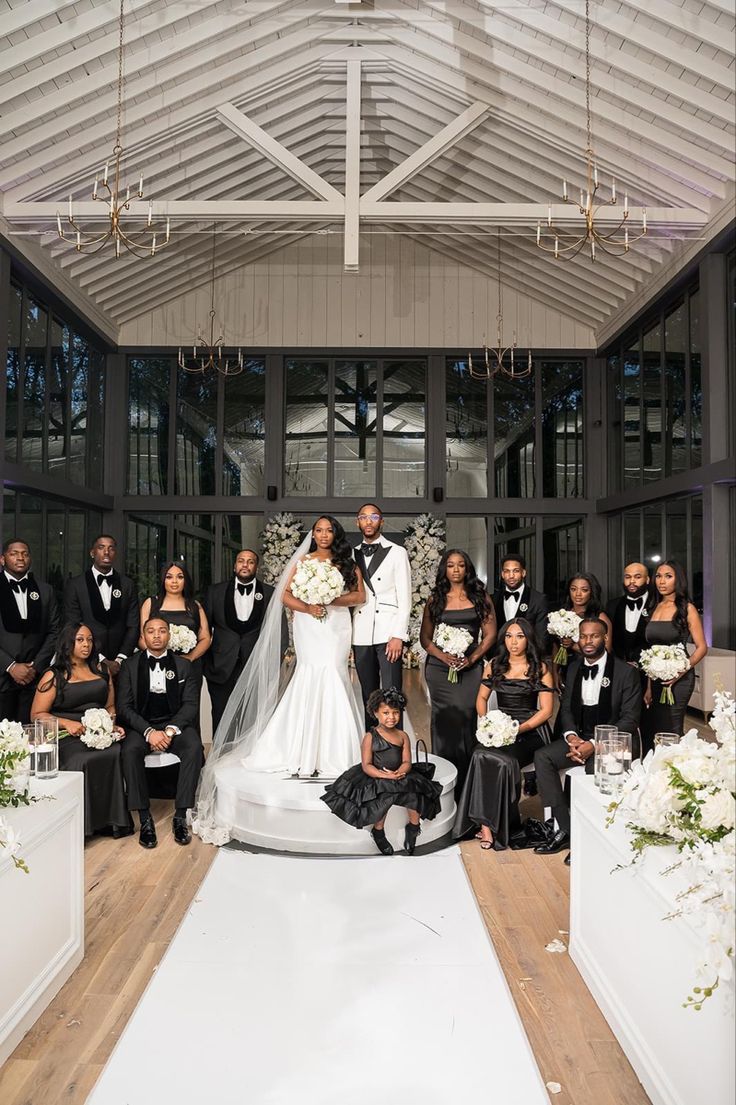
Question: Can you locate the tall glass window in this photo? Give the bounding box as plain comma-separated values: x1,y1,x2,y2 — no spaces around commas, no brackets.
174,514,214,595
446,517,489,583
334,360,377,497
222,515,263,578
494,373,535,497
176,373,217,495
21,297,48,472
623,340,641,488
493,516,536,586
126,514,169,599
664,303,687,475
642,322,662,483
541,361,583,497
48,319,69,477
383,360,425,498
542,516,584,606
223,361,266,496
128,358,171,495
284,360,329,496
445,361,488,498
689,290,702,468
5,283,22,463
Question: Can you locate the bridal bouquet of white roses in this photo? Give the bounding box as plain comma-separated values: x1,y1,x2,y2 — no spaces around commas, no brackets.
546,609,582,665
0,719,32,808
639,643,691,704
168,624,198,654
476,710,519,748
80,708,117,750
290,559,344,617
433,622,474,683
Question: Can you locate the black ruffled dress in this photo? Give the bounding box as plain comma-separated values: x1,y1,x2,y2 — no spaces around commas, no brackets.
321,729,443,829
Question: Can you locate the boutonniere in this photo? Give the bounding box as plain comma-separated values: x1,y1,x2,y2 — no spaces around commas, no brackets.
112,588,122,598
165,669,175,680
29,591,40,601
641,608,649,618
254,593,263,602
601,676,611,688
520,603,528,612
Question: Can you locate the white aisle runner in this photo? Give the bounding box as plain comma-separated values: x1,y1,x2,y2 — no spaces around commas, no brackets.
88,849,548,1105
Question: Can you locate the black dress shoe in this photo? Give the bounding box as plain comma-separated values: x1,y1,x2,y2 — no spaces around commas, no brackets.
404,823,421,855
112,823,135,839
370,827,394,856
564,852,571,866
172,815,192,846
534,829,570,855
139,820,157,849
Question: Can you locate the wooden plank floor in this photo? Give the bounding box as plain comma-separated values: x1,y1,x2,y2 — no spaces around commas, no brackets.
1,671,701,1104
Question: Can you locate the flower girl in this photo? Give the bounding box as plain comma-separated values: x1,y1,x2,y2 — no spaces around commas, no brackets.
321,688,442,855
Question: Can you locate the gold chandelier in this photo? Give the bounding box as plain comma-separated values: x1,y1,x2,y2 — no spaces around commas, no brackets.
536,0,647,262
56,0,170,258
178,225,243,376
468,230,532,380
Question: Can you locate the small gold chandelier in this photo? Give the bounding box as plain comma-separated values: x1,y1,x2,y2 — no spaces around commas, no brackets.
178,225,243,376
57,0,170,258
536,0,646,262
468,230,532,380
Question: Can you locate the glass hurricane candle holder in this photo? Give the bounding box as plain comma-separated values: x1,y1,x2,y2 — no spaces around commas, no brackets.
35,718,59,780
593,725,618,788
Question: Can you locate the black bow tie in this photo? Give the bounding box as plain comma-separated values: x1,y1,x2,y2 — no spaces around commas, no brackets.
361,543,378,557
97,574,112,587
237,581,255,596
582,664,599,680
504,590,520,602
148,655,166,671
626,597,643,611
10,579,28,593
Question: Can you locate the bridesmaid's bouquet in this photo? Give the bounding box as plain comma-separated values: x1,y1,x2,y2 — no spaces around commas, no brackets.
433,623,474,683
639,643,691,704
168,624,198,654
476,709,520,748
80,708,117,750
546,609,582,665
291,559,345,618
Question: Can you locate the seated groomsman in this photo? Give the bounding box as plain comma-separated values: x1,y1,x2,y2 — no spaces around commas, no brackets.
534,617,641,862
608,561,654,670
203,549,280,734
492,554,549,650
0,538,60,723
63,534,140,678
116,617,203,848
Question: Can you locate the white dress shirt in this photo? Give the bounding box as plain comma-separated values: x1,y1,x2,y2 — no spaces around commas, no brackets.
624,597,645,634
564,656,606,740
234,579,256,622
147,651,169,694
503,586,523,624
5,571,29,620
94,570,114,612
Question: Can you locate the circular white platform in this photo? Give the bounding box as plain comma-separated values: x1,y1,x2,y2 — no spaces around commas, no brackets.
213,752,457,854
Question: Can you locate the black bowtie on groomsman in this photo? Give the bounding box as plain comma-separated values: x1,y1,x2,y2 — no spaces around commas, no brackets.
491,580,550,653
202,552,283,734
608,587,654,667
63,536,140,676
0,541,61,724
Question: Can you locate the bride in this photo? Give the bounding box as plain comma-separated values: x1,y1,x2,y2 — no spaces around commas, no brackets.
193,516,366,843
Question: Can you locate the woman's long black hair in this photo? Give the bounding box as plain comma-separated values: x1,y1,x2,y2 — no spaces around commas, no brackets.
564,571,604,617
488,618,546,688
655,558,691,636
309,515,358,590
152,560,199,623
429,548,492,626
38,622,105,693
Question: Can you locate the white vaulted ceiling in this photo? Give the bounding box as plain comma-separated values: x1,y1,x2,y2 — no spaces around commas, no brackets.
0,0,734,345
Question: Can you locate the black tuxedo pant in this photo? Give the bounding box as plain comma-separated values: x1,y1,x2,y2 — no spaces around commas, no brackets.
353,643,404,728
0,681,38,725
208,660,245,735
534,738,595,836
121,727,203,812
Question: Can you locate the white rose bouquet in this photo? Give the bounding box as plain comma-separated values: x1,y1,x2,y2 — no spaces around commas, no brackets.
290,559,345,617
639,643,691,704
0,719,32,808
433,622,474,683
168,624,198,654
476,710,519,748
546,609,582,665
80,708,117,750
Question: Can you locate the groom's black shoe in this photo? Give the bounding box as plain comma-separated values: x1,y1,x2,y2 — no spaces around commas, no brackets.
173,816,191,846
139,818,157,849
534,829,570,855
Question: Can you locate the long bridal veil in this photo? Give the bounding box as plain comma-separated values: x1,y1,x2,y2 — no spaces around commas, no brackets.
193,533,311,844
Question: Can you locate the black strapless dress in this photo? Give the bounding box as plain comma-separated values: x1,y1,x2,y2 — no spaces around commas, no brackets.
54,676,129,836
152,603,204,683
424,607,483,793
453,677,553,849
321,729,443,828
643,617,695,748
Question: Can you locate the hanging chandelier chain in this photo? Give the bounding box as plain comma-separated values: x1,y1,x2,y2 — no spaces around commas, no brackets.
210,222,217,312
115,0,124,154
585,0,592,158
496,228,502,320
178,222,244,376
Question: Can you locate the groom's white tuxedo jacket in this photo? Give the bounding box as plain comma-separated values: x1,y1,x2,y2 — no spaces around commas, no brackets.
352,536,412,646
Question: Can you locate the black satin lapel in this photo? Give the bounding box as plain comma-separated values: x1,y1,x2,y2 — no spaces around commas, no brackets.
164,654,180,716
599,653,616,721
108,571,123,623
223,580,243,635
84,569,109,624
24,578,42,633
355,549,374,594
245,582,266,630
365,544,390,578
136,653,149,710
569,662,585,733
0,574,23,632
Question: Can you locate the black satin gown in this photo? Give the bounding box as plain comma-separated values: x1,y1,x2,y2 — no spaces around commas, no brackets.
643,617,696,747
453,677,553,849
321,729,442,828
424,607,483,793
152,603,204,683
54,676,129,836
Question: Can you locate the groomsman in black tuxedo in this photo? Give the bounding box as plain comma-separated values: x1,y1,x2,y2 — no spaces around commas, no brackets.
116,617,203,848
63,534,140,678
492,554,549,649
534,617,641,861
607,561,654,669
202,549,279,734
0,538,60,723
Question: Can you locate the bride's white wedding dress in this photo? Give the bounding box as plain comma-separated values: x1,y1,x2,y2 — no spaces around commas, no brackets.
242,603,363,776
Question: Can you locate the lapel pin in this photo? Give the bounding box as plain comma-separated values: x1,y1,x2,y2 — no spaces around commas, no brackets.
29,591,40,601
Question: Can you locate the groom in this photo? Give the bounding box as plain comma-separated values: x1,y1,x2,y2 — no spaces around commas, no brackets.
352,503,412,726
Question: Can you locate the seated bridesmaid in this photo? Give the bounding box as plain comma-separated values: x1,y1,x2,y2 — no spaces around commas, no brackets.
31,622,130,838
454,617,555,851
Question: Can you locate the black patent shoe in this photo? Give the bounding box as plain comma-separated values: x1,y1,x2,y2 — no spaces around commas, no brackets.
370,827,394,856
534,829,570,855
112,822,134,839
564,852,571,867
522,771,538,797
172,816,192,846
404,823,421,855
139,819,157,849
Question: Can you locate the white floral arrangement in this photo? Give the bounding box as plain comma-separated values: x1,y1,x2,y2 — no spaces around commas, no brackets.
260,512,303,585
546,609,582,665
80,708,116,750
168,623,198,654
639,643,691,705
0,719,31,808
476,709,519,748
433,622,473,683
403,513,446,668
609,688,736,1008
0,813,28,873
290,559,344,617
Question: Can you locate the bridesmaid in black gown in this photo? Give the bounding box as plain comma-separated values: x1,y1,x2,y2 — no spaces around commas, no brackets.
140,561,211,683
31,622,129,837
454,618,555,850
420,549,496,793
643,559,707,751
